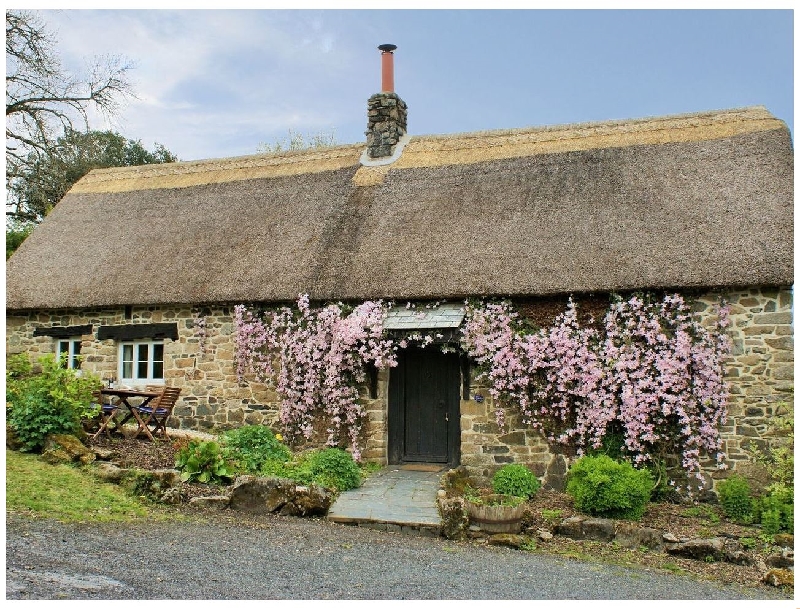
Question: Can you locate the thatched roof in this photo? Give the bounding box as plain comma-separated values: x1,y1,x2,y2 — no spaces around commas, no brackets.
6,106,793,311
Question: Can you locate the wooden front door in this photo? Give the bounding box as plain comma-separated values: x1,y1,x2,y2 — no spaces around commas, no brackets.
388,347,460,465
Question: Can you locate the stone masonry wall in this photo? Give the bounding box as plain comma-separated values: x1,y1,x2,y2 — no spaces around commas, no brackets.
6,304,281,432
5,286,792,488
456,286,794,490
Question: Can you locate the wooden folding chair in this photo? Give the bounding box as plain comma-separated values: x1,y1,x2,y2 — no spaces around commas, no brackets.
130,386,181,440
89,390,122,440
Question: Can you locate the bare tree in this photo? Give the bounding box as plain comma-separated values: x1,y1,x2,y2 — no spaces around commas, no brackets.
6,9,134,222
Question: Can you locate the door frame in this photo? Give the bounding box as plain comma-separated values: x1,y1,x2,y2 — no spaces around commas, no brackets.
387,347,461,467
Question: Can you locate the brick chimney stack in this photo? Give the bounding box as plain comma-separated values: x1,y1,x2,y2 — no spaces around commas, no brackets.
365,44,408,159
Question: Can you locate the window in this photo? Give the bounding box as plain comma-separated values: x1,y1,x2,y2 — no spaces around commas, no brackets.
119,340,164,386
56,338,82,369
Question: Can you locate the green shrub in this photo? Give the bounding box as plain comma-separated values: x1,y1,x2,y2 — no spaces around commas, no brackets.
753,485,793,535
717,474,753,524
220,425,291,473
175,440,234,484
565,454,654,520
293,448,361,492
492,463,541,499
7,354,101,452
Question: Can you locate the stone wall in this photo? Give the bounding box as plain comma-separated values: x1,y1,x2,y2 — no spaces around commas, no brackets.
6,304,281,432
365,92,407,159
5,286,792,489
456,286,794,490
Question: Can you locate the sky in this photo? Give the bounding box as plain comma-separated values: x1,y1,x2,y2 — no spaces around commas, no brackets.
26,6,796,163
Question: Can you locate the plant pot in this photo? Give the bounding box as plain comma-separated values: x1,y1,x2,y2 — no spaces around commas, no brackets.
466,494,526,533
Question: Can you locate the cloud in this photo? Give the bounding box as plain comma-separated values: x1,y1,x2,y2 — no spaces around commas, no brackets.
39,9,361,159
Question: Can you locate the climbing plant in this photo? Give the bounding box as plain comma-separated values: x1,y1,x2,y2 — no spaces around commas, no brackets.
234,296,397,460
460,293,731,482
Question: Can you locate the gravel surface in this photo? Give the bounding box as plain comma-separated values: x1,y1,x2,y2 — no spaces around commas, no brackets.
6,513,789,600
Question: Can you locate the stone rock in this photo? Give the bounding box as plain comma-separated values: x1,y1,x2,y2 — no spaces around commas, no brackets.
537,529,553,541
438,496,469,541
544,455,568,491
724,550,755,566
765,550,794,569
555,516,585,539
662,532,680,543
291,485,332,516
665,537,724,561
761,569,793,588
583,518,615,542
92,462,126,483
123,468,181,499
228,476,296,514
6,424,23,451
774,534,794,548
41,434,95,465
614,523,664,551
156,468,181,484
488,534,525,549
189,496,230,510
160,487,182,505
92,447,116,461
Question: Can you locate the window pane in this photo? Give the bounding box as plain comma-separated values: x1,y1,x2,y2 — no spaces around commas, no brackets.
57,341,68,366
152,343,164,379
70,340,81,369
122,344,133,379
137,344,149,379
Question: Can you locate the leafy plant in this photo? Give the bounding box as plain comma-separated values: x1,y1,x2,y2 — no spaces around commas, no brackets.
541,508,563,524
717,474,753,524
520,537,538,552
753,486,793,535
7,354,102,452
291,448,362,492
565,455,654,520
492,463,541,499
466,494,525,508
682,505,720,524
739,537,757,550
175,440,234,484
220,425,291,473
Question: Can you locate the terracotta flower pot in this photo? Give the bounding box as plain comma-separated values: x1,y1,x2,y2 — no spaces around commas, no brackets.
466,494,526,533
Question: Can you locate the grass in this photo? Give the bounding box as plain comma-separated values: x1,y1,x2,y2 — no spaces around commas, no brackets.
6,449,154,523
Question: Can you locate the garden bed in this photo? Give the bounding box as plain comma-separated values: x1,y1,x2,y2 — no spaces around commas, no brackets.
84,434,791,594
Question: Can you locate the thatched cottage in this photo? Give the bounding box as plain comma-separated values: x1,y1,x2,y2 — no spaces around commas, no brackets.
6,48,793,488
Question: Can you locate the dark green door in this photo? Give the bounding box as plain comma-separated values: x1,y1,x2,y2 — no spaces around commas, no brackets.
388,347,460,465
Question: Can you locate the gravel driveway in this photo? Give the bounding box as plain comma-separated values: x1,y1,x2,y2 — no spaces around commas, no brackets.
6,513,786,600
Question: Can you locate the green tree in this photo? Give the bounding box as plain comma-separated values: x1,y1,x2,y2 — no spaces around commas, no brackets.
11,129,177,224
6,221,32,259
6,9,134,223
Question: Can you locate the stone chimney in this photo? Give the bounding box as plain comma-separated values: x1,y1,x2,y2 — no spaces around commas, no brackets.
365,44,408,160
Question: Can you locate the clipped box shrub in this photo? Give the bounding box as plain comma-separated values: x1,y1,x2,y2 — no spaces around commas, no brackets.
566,454,654,520
492,463,541,499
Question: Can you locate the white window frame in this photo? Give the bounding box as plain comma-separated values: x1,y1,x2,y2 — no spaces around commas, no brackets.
56,338,83,369
118,339,165,387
